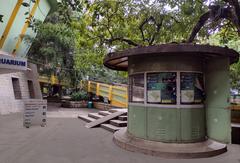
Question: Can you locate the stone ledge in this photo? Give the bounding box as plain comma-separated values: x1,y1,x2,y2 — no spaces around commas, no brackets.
61,101,87,108
93,102,111,110
113,128,227,159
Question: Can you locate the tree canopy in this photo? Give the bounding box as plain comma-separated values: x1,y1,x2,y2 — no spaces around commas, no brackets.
24,0,240,90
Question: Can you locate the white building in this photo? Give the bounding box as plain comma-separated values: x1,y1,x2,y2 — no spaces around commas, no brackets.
0,0,57,114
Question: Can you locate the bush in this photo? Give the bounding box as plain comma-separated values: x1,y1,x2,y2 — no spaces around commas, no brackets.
70,91,88,101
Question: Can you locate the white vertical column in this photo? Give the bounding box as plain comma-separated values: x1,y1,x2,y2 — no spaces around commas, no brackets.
177,71,181,108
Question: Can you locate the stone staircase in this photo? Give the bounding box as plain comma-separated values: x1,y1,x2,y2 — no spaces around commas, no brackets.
78,110,127,132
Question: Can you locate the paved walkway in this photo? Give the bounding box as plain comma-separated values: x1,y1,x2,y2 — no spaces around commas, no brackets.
46,102,98,118
0,107,240,163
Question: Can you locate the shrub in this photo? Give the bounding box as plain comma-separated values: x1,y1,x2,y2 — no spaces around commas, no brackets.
70,91,88,101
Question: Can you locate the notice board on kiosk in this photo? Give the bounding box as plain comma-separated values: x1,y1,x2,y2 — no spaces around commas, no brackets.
147,72,177,104
180,72,204,104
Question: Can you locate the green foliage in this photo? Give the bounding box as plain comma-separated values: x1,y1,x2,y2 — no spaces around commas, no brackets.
69,0,207,83
80,0,207,48
22,2,30,7
24,0,240,88
24,17,75,90
207,30,240,90
70,91,88,101
0,14,3,22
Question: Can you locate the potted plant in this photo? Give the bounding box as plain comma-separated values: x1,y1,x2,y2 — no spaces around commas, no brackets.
62,91,88,108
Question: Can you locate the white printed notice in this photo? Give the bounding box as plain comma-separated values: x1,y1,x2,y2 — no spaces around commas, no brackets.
181,90,194,103
147,90,161,103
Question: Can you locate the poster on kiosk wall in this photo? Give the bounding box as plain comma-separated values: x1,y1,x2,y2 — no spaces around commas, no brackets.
148,90,161,103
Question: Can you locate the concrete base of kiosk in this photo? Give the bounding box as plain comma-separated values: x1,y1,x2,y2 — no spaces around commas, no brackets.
113,128,227,159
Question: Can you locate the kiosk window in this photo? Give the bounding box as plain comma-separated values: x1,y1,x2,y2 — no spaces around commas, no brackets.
180,72,204,104
129,74,144,103
147,72,176,104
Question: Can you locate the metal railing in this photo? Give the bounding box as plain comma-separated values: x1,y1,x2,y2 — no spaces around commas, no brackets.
84,81,128,108
38,75,69,86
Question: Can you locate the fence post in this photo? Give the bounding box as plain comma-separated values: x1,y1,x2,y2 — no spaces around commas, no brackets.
96,83,100,96
124,89,128,107
109,85,113,102
88,81,91,92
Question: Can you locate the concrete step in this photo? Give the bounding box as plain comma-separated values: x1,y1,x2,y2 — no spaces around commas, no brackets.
110,120,127,127
98,111,111,116
88,113,104,119
86,111,127,128
109,108,128,113
101,124,121,133
118,115,127,121
78,115,95,123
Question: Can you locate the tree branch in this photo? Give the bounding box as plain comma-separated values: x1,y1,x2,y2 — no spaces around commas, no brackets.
139,16,164,45
170,16,180,23
229,0,240,31
149,18,163,45
104,37,139,47
223,0,240,19
106,10,113,38
187,11,210,42
221,7,240,33
187,2,240,43
139,17,153,42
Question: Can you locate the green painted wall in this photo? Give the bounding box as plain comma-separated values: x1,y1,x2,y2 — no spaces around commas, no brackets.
17,0,51,57
0,0,55,56
2,1,34,53
180,108,205,142
128,104,205,142
127,54,231,143
0,0,16,37
128,105,147,139
128,55,206,142
147,107,180,142
128,55,203,74
205,57,231,143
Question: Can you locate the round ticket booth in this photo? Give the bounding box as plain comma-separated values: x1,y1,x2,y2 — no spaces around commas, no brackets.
104,44,239,158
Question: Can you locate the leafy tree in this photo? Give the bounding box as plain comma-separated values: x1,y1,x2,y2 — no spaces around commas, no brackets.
68,0,209,84
203,29,240,91
85,0,210,47
24,19,75,96
188,0,240,42
24,0,240,88
75,0,240,46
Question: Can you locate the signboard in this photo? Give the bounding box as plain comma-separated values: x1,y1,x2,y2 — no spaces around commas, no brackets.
0,52,27,71
24,99,47,128
147,72,176,104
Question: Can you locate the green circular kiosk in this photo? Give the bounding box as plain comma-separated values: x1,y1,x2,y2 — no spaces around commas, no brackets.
104,44,239,158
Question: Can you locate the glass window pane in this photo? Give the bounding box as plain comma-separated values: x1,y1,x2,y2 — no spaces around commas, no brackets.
180,72,204,104
129,74,144,103
147,72,176,104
